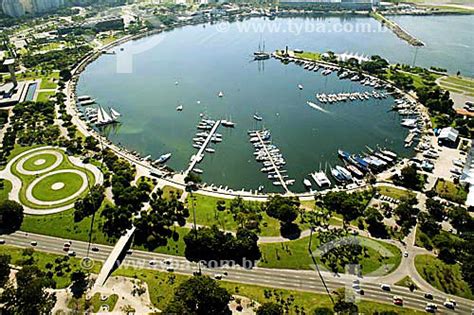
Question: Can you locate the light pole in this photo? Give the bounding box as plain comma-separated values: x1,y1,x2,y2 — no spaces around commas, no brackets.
186,181,201,275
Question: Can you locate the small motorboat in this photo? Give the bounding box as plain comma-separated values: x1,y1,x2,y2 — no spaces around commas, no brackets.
176,105,183,111
155,153,172,164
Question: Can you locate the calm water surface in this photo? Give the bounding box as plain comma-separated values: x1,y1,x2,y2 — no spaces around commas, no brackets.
77,15,472,192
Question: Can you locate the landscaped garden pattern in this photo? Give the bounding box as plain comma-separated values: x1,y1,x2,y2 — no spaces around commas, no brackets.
8,147,97,210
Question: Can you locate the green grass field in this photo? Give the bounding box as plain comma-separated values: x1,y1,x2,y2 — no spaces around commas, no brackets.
435,179,468,204
438,75,474,94
112,267,421,314
36,91,56,102
21,153,58,172
0,245,102,289
31,172,85,202
188,194,309,237
415,255,472,299
259,235,401,275
377,186,416,200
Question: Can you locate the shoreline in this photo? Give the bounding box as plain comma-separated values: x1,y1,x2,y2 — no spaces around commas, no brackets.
64,17,428,201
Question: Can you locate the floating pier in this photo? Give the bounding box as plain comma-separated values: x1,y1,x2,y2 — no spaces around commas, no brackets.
254,132,290,193
186,120,221,174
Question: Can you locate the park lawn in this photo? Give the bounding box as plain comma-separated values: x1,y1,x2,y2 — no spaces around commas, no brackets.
11,148,97,209
31,172,85,202
20,202,114,246
188,194,309,237
161,185,183,200
37,91,56,102
259,236,401,275
415,255,473,299
39,75,59,90
112,268,422,314
0,245,102,289
377,186,415,200
68,293,119,313
14,70,59,84
0,144,44,171
435,179,467,204
294,51,322,61
0,179,12,200
21,152,58,171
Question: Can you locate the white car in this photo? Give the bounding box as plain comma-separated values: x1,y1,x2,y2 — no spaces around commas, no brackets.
67,250,76,257
30,241,38,246
380,284,391,291
0,239,5,244
214,274,223,280
149,260,157,266
166,266,174,272
444,301,455,309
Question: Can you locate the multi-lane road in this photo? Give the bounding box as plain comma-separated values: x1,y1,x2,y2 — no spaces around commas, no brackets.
2,232,473,314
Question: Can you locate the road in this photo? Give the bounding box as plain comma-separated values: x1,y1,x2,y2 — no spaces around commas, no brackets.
2,232,473,314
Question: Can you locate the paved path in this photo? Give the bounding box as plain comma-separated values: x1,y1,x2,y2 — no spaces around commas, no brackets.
0,146,103,215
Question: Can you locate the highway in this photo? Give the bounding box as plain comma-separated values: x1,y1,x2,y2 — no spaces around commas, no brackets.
2,232,473,314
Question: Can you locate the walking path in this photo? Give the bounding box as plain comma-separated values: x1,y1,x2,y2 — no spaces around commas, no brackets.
0,146,103,215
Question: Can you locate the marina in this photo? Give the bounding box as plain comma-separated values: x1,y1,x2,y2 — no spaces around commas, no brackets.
77,17,421,192
186,119,222,175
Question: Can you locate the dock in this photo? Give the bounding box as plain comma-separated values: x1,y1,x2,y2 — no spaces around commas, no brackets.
255,132,290,194
185,120,221,174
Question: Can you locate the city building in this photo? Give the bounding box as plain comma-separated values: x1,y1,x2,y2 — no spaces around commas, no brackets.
1,0,64,17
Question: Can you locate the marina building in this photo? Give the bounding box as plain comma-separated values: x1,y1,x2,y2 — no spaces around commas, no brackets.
438,127,459,147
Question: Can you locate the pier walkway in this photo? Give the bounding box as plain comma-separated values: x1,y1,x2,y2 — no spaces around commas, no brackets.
185,120,221,175
255,132,290,194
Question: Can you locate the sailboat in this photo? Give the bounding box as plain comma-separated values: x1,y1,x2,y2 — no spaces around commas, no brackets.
254,39,270,60
253,112,263,121
110,107,121,119
218,91,224,98
96,106,118,126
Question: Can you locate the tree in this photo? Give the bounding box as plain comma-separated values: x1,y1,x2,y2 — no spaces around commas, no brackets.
394,197,419,236
70,270,88,298
264,195,300,224
426,199,445,222
0,265,56,314
183,225,260,266
418,212,441,237
74,185,105,222
101,204,134,239
0,254,11,288
134,193,189,250
332,288,358,314
0,200,24,233
448,206,473,233
256,302,283,315
364,207,388,238
395,165,423,190
164,275,231,315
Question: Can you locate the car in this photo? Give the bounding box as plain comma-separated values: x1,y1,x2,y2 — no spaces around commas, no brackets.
126,250,133,255
63,242,71,248
214,274,223,280
444,301,455,309
67,250,76,257
193,271,202,276
91,246,99,252
354,288,364,295
0,239,5,244
380,284,391,291
163,259,172,265
149,260,157,266
30,241,37,246
166,266,174,272
403,251,408,257
351,283,360,289
393,295,403,306
424,293,433,300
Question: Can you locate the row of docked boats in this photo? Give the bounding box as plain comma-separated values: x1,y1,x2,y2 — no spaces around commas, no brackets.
338,147,397,175
315,90,386,104
249,129,295,188
190,116,224,175
77,95,96,106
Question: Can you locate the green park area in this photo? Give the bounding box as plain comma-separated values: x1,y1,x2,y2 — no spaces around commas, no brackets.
259,235,401,275
36,91,56,102
68,293,119,313
434,179,468,204
415,255,473,299
10,148,96,210
0,179,12,200
438,75,474,96
377,185,416,200
0,246,102,289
